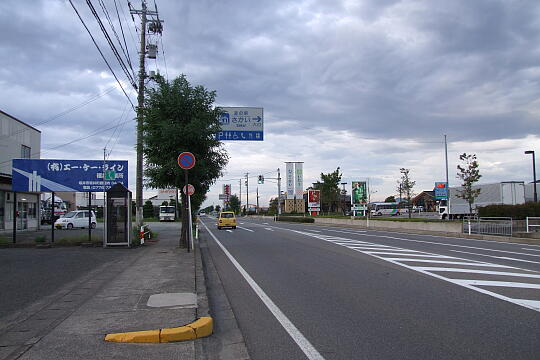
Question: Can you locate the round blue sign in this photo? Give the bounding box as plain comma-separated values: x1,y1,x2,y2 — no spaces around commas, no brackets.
178,152,196,170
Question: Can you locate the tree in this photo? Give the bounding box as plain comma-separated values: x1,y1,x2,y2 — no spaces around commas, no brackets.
142,75,229,245
161,201,169,206
456,153,482,215
143,200,154,219
384,195,396,203
215,205,221,213
398,168,416,218
268,197,278,215
312,167,342,213
228,195,241,214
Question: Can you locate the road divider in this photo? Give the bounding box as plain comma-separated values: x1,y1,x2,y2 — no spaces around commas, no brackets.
104,317,213,343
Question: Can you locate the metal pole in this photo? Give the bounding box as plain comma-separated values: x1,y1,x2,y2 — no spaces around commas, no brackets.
12,192,16,244
532,151,537,203
188,193,193,251
184,169,190,251
278,168,281,215
51,192,55,243
103,147,107,248
239,178,242,212
88,192,92,242
444,135,449,187
367,179,370,229
135,0,147,228
246,172,249,215
256,187,259,214
175,187,179,220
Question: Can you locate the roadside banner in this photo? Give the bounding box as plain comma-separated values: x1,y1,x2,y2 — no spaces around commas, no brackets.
295,163,303,198
351,181,368,205
286,162,294,197
308,190,320,210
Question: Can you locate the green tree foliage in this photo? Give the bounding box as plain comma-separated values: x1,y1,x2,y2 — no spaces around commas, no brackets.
215,205,221,213
142,74,228,212
202,205,214,213
398,168,416,218
456,153,482,215
143,200,154,218
161,201,169,206
312,167,342,212
268,197,278,215
384,195,396,203
228,194,241,214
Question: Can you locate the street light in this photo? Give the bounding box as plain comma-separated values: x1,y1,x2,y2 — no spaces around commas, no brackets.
525,150,537,203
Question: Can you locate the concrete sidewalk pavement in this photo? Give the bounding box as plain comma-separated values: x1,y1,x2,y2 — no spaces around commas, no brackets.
0,222,248,359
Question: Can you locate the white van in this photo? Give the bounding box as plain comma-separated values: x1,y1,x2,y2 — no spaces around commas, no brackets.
55,210,97,229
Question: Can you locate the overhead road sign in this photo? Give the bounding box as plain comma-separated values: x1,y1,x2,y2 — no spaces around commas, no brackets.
217,107,263,141
12,159,128,192
178,152,196,170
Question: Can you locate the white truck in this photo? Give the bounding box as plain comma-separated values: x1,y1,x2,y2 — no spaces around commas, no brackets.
159,205,176,221
438,181,525,220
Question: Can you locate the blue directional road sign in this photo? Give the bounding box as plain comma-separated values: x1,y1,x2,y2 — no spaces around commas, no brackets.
217,107,263,141
12,159,128,192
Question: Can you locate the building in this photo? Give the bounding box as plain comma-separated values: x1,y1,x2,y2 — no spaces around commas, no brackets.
411,191,436,211
147,189,179,206
0,110,41,231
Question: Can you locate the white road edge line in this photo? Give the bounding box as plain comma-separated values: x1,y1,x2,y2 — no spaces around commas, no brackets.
200,221,326,360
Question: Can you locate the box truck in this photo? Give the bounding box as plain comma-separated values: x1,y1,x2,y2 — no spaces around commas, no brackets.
438,181,525,219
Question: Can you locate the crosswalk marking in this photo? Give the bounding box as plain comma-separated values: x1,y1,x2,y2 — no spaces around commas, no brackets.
291,230,540,312
238,226,254,232
265,228,274,231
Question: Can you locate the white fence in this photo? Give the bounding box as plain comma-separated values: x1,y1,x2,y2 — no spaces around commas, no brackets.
526,217,540,233
463,217,513,236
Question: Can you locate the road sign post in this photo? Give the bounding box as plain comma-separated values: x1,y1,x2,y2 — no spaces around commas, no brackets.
178,152,196,251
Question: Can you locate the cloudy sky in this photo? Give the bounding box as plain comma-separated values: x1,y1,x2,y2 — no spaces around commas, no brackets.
1,0,539,207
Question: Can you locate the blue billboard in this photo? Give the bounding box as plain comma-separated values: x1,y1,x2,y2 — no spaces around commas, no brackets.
434,182,448,200
12,159,128,192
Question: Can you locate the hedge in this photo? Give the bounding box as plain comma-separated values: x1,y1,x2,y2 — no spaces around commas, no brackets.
478,202,540,219
276,216,315,223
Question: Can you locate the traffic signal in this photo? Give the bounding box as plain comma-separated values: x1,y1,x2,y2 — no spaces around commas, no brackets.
258,175,264,184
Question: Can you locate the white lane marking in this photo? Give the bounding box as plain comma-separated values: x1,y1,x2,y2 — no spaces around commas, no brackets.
265,228,274,231
263,223,269,225
513,299,540,309
387,259,513,268
455,280,540,289
368,229,540,247
447,249,540,265
200,221,326,360
364,233,540,258
363,252,452,258
413,267,540,279
226,230,233,233
290,230,540,312
238,226,254,232
321,229,367,235
305,230,321,233
523,248,540,252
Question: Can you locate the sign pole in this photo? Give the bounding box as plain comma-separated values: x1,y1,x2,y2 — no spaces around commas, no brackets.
12,192,17,244
51,191,55,243
184,169,190,252
88,192,92,243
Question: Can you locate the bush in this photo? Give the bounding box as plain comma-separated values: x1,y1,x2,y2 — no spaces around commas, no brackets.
276,216,315,223
34,235,46,243
478,202,540,220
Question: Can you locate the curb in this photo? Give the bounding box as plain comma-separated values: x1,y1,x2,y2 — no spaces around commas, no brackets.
104,316,213,343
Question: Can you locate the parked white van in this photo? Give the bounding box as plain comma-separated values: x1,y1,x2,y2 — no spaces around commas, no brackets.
54,210,97,230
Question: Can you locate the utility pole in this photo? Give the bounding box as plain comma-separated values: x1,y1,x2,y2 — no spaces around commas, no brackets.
239,179,242,212
245,173,249,214
277,168,281,215
256,187,259,214
130,1,162,227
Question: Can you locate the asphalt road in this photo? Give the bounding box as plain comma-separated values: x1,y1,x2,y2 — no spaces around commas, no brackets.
199,216,540,360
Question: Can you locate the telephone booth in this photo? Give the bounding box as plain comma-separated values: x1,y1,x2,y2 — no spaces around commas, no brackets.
105,183,132,247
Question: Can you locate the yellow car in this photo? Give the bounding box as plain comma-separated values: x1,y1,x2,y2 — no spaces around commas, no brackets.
217,211,237,229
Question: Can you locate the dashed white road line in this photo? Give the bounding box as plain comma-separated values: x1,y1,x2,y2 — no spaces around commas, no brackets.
226,230,233,233
447,249,540,265
265,228,274,231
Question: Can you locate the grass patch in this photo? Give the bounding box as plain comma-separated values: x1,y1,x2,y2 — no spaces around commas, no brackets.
0,236,10,244
276,216,315,223
34,235,46,243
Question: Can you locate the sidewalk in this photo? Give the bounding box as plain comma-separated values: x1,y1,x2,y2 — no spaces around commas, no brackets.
1,224,206,359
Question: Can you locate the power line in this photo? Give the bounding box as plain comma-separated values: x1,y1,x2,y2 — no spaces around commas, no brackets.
68,0,136,109
86,0,137,89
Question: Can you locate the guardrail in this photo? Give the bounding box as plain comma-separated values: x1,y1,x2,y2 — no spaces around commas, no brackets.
526,217,540,233
463,217,513,236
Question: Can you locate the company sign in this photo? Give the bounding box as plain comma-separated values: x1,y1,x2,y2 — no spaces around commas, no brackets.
295,163,303,198
434,182,448,200
286,162,294,197
217,107,263,141
12,159,128,192
351,181,368,205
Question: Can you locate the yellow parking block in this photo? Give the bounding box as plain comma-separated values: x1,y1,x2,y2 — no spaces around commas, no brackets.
104,329,160,343
160,326,196,342
187,317,213,338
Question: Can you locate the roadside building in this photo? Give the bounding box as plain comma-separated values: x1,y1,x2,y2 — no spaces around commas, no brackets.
411,191,436,211
0,110,41,231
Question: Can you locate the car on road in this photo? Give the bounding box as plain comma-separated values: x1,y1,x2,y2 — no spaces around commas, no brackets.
54,210,97,230
217,211,237,229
